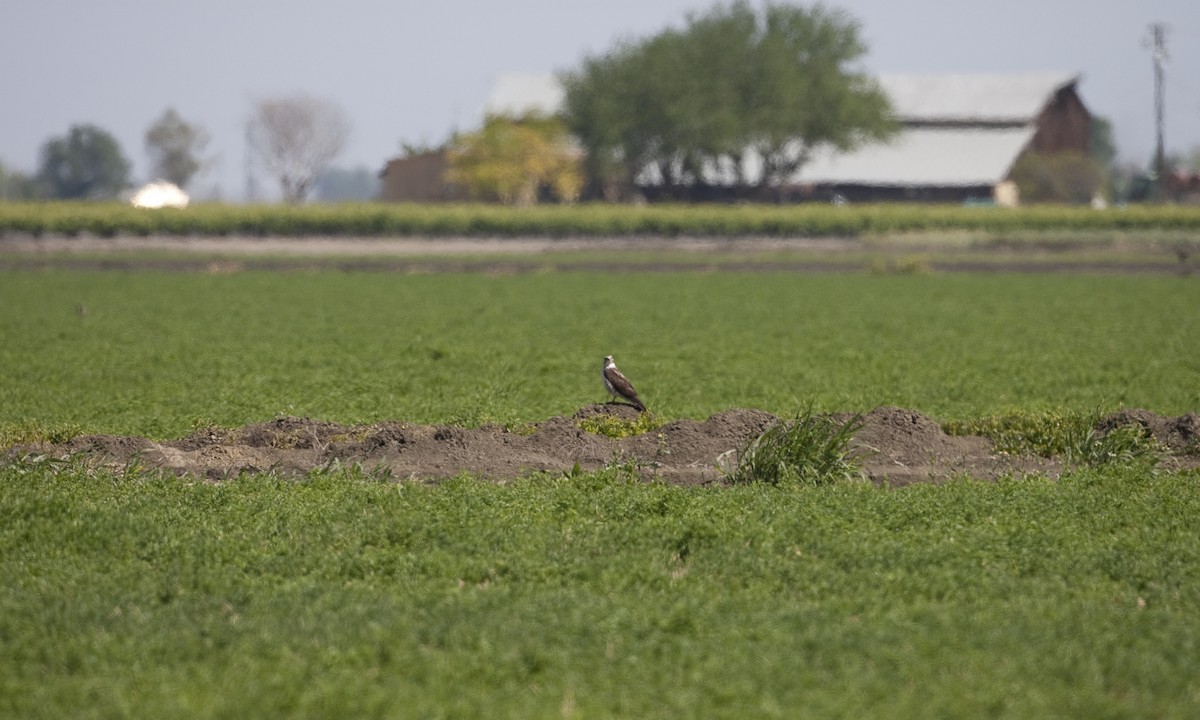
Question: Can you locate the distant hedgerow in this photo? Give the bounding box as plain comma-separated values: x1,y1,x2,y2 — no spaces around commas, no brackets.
5,202,1200,238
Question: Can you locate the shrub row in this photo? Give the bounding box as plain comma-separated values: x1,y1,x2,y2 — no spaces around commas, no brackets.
4,201,1200,238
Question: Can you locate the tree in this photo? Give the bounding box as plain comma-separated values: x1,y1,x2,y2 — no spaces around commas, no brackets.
37,124,131,199
1088,116,1117,169
1008,151,1106,204
145,108,209,189
445,113,583,205
247,95,350,204
0,161,44,200
561,1,894,199
1085,115,1120,200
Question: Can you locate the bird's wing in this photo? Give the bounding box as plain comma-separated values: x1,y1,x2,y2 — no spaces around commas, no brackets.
604,366,641,401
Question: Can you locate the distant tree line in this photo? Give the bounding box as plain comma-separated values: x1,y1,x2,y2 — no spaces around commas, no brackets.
0,96,357,204
0,110,211,201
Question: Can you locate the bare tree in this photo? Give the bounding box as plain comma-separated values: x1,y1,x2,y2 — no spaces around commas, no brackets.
247,95,350,204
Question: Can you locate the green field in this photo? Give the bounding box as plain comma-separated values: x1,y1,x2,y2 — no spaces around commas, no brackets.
1,270,1197,439
3,266,1200,718
3,465,1199,719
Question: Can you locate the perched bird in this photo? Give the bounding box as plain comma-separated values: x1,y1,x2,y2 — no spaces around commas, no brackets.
602,355,646,412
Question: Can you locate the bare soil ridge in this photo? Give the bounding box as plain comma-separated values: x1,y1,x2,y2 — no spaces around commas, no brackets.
10,405,1199,484
1,233,1195,275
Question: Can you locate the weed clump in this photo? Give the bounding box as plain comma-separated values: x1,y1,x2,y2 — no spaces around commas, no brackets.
0,420,84,449
577,412,664,439
727,409,864,486
944,409,1165,466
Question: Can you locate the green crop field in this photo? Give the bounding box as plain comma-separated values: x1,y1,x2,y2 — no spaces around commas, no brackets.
1,270,1197,439
3,265,1200,718
3,465,1199,719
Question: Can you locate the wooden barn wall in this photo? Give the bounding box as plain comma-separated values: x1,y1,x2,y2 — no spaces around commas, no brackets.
379,151,467,202
1028,86,1091,154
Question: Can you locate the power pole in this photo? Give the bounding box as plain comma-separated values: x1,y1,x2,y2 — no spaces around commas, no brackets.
1147,22,1169,200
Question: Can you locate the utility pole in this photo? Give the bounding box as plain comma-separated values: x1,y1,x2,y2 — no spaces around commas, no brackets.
1147,22,1169,200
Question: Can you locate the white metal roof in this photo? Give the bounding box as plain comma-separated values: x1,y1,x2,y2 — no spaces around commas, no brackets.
878,72,1079,123
485,73,564,117
798,126,1036,186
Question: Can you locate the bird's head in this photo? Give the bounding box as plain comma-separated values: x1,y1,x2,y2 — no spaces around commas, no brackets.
603,355,615,367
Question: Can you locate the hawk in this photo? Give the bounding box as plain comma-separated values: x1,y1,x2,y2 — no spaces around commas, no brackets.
602,355,646,412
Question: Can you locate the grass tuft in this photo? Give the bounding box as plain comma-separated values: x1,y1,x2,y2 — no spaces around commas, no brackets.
944,409,1165,466
0,420,85,450
727,408,864,485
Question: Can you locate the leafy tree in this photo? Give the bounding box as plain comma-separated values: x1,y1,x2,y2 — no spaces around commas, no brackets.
397,138,449,157
445,113,582,205
561,1,894,199
247,95,350,204
145,108,209,189
1085,115,1121,200
1009,151,1105,204
1088,116,1117,169
0,161,44,200
37,124,131,199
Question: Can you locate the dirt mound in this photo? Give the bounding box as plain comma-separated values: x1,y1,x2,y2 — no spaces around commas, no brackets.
844,406,1053,486
9,406,1198,485
1098,409,1200,454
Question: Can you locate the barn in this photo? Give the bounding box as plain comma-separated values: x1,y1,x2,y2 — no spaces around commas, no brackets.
378,150,467,203
798,73,1090,204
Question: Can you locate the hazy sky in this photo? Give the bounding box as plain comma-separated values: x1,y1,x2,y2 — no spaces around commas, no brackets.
4,0,1199,199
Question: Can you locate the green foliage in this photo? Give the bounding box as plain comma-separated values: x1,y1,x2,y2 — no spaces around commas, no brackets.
1,271,1197,439
446,113,583,205
1089,115,1118,169
577,412,665,438
6,202,1200,238
561,1,894,197
3,465,1200,718
1010,151,1107,204
0,419,85,448
36,124,132,199
144,107,210,190
945,410,1166,466
728,409,863,485
0,161,44,200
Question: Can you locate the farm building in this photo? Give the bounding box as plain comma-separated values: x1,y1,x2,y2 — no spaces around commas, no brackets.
379,72,1090,205
799,72,1090,204
378,150,467,203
